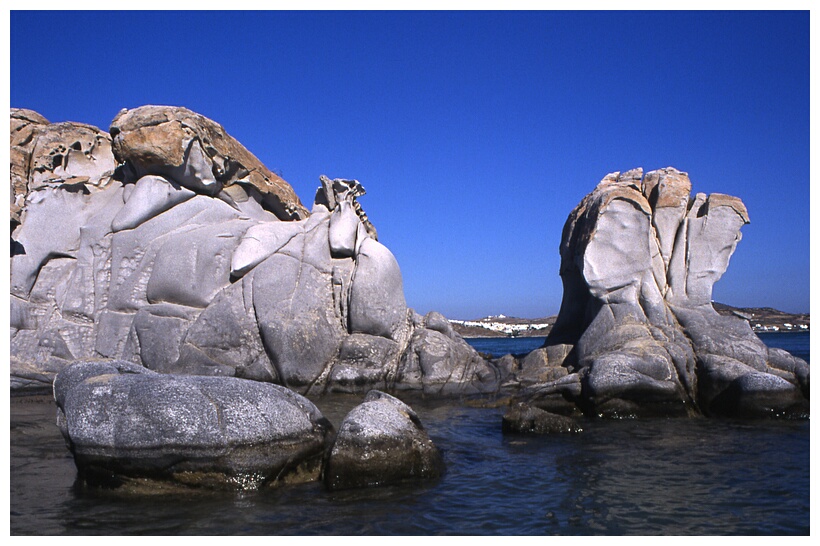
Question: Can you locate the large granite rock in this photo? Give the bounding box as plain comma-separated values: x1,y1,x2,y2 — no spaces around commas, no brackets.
518,167,809,418
323,390,445,490
54,360,334,490
10,107,497,397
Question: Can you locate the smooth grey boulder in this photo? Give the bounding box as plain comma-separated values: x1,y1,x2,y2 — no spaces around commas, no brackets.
54,360,334,490
524,167,809,418
323,390,444,490
10,107,496,398
230,220,303,277
329,200,360,257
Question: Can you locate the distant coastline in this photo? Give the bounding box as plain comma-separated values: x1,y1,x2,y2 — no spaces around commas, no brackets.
451,303,809,339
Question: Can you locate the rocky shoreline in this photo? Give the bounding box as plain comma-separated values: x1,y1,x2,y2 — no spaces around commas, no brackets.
9,105,809,492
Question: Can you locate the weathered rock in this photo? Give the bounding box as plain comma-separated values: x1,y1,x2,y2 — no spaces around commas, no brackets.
27,121,116,191
10,107,496,398
502,402,582,434
10,109,50,227
530,167,808,418
323,390,444,490
10,110,117,227
109,105,308,220
518,348,569,385
54,360,334,490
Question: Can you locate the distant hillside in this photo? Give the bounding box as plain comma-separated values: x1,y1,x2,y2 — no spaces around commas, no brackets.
712,303,810,333
451,304,809,338
449,315,555,338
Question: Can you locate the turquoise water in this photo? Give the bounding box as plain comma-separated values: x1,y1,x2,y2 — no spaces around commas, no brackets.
9,333,810,535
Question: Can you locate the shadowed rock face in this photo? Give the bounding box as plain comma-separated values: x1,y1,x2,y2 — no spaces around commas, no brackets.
9,106,497,397
524,167,809,418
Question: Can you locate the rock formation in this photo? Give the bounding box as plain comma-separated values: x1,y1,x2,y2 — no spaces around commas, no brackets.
54,360,333,490
9,106,498,397
517,168,809,418
55,364,444,492
324,390,445,490
109,106,308,221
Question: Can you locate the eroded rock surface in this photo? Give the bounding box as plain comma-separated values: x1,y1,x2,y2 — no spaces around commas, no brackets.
516,167,809,418
110,105,308,220
10,107,497,398
54,360,334,490
10,108,116,229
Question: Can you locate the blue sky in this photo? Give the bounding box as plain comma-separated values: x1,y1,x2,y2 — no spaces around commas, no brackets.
10,10,811,317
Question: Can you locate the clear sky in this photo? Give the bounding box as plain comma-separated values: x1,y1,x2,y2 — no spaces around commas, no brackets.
9,10,811,318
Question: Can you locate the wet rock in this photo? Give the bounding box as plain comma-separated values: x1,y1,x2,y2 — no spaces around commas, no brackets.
54,360,334,490
323,390,444,490
532,167,808,418
502,402,582,434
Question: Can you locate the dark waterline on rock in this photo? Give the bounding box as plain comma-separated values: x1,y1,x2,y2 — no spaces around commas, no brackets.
10,333,810,535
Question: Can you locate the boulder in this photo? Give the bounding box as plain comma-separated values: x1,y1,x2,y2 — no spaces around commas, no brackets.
323,390,444,490
527,167,808,418
54,360,334,490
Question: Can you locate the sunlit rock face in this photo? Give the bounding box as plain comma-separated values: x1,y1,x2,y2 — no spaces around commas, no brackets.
9,106,498,396
109,106,309,221
526,167,809,418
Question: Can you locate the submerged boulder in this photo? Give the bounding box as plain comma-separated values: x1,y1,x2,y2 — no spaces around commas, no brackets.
519,167,809,418
10,106,497,397
323,390,445,490
502,402,582,434
54,360,334,490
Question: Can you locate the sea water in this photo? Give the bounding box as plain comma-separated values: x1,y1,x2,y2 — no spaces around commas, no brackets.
9,333,810,535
